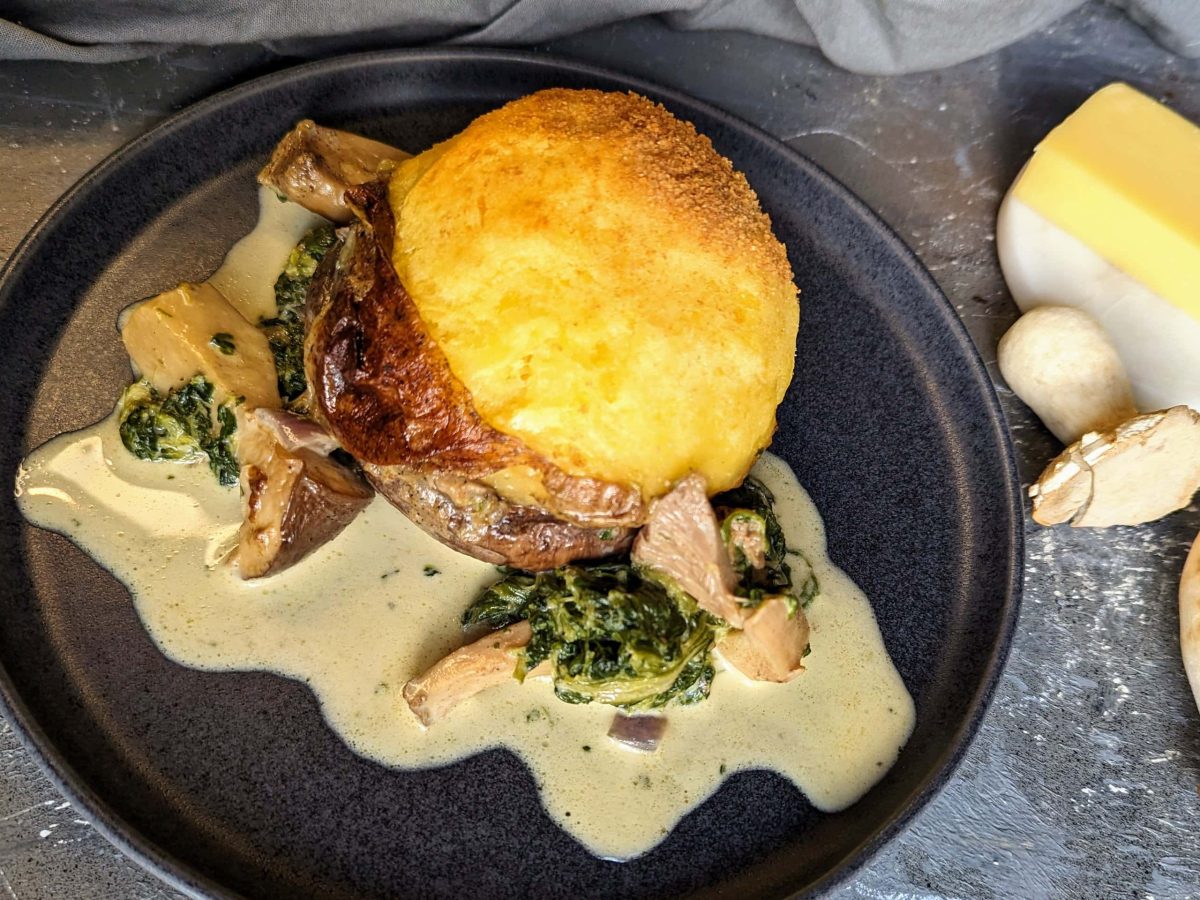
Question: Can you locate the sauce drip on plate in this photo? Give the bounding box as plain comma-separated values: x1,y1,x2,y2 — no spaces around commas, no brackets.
15,188,915,860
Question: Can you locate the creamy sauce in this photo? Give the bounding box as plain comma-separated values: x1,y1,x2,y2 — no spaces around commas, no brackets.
209,186,327,321
14,189,915,860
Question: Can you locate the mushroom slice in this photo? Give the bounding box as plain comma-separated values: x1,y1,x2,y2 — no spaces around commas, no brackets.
1030,406,1200,527
634,475,810,681
716,596,810,683
1028,447,1094,526
235,414,373,579
403,621,532,727
631,474,744,626
257,120,410,222
121,282,280,410
1180,534,1200,714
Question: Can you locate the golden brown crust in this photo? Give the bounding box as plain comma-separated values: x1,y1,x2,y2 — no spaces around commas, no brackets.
303,180,646,530
305,181,522,472
419,90,792,289
304,89,798,533
390,89,799,496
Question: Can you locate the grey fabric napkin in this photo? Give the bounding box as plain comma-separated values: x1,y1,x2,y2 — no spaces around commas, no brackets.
0,0,1195,73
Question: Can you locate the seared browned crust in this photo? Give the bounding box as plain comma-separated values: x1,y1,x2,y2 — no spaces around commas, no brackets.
430,89,793,291
306,182,516,471
368,466,632,569
281,461,372,560
304,180,646,531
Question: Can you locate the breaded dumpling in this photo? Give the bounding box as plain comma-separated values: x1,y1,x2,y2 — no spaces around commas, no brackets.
388,89,798,497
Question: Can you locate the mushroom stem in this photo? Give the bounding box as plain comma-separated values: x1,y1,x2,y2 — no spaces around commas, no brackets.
1029,406,1200,528
257,120,410,222
402,622,532,727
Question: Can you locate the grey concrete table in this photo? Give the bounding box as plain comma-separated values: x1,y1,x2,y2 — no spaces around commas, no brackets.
2,3,1198,897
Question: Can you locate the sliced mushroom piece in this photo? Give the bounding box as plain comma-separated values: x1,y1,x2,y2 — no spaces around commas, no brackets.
1028,447,1093,526
631,473,744,626
716,596,810,683
258,120,410,222
252,407,341,456
633,475,811,681
1030,406,1200,527
235,414,373,578
121,282,280,409
403,621,532,728
1180,534,1200,714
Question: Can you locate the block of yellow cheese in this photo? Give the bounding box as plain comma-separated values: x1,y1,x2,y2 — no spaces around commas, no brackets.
1011,83,1200,323
999,83,1200,414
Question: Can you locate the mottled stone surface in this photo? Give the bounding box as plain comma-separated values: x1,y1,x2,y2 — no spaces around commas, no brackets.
0,4,1197,897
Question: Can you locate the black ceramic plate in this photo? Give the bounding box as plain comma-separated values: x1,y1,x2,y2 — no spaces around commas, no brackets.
0,50,1021,899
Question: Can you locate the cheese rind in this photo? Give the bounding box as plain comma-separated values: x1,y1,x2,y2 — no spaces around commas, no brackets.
997,196,1200,414
1011,82,1200,323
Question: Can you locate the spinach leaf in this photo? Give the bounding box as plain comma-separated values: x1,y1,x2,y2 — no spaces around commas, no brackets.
259,224,337,406
464,564,720,710
714,476,818,613
117,375,240,486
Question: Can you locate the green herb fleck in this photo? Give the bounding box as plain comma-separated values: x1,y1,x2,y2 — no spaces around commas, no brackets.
423,564,441,577
209,332,236,355
597,528,616,541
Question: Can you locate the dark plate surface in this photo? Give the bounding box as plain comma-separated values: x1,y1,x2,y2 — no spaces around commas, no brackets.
0,50,1021,899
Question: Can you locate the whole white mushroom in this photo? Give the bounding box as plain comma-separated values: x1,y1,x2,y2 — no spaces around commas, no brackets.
998,306,1137,445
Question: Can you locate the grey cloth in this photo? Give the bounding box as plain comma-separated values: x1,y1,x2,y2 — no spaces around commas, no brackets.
0,0,1195,73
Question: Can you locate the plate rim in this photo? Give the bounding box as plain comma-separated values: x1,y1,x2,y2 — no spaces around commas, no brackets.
0,46,1024,900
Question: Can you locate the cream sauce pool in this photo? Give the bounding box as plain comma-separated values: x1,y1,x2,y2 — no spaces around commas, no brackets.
15,188,915,861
